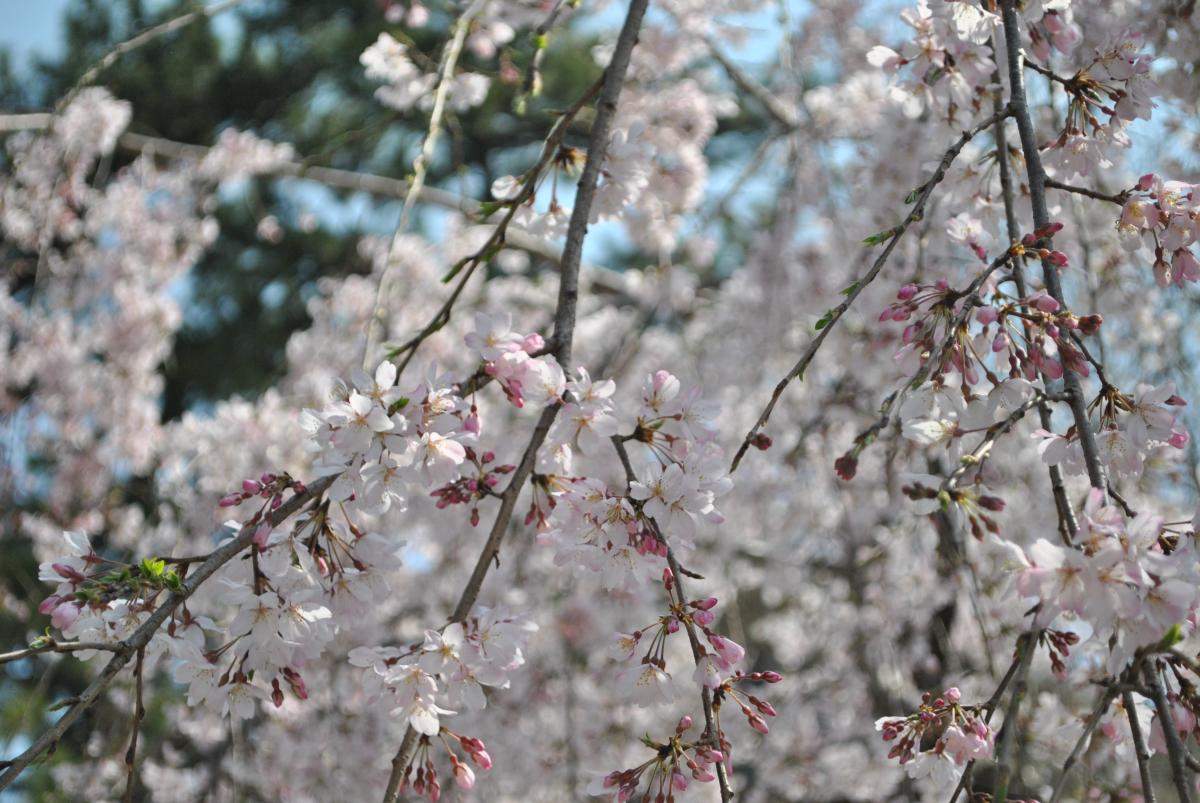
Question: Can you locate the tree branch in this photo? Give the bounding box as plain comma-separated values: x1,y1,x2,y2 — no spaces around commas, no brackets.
1000,0,1107,492
0,474,335,791
378,0,650,797
730,106,1011,474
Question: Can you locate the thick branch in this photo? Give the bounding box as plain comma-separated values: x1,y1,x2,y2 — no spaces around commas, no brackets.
1143,662,1195,803
1000,0,1106,491
379,0,650,797
1124,688,1159,803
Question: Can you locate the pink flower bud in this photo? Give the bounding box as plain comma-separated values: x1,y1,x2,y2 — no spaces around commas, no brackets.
897,283,918,301
1170,430,1190,449
1047,250,1069,267
677,715,693,733
39,595,61,614
1138,173,1156,191
51,601,80,630
992,332,1009,353
453,761,475,790
242,479,261,493
522,333,545,353
748,714,770,734
1032,294,1060,313
976,306,999,325
666,617,680,633
944,687,961,702
253,521,272,549
219,493,242,508
760,671,783,683
672,770,689,791
694,609,715,626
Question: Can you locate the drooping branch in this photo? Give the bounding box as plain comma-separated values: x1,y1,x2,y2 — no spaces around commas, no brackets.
55,0,248,114
989,39,1079,541
611,436,735,802
999,0,1107,492
0,474,336,791
0,116,629,297
730,105,1012,474
364,0,491,366
1047,686,1118,803
379,0,650,797
1123,687,1159,803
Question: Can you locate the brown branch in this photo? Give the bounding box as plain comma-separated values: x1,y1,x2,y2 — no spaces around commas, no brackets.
1000,0,1107,492
0,639,119,666
1045,178,1129,206
1143,661,1195,803
1124,687,1159,803
0,473,335,792
378,0,650,797
730,105,1012,474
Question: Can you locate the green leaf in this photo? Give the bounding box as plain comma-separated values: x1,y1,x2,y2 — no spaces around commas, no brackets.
1159,623,1185,650
387,397,410,415
140,558,166,579
839,280,860,296
862,228,894,246
441,256,472,283
165,571,184,594
814,309,836,331
904,186,922,205
938,489,952,512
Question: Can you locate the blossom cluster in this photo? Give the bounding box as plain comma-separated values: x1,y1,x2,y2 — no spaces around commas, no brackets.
1001,490,1200,674
1118,173,1200,288
875,686,995,789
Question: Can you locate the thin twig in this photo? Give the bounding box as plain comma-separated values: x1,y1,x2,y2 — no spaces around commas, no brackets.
364,0,493,367
730,106,1012,474
1044,177,1129,206
121,646,146,803
0,640,119,666
611,437,735,801
55,0,247,114
989,42,1079,542
991,629,1038,803
1047,687,1117,803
